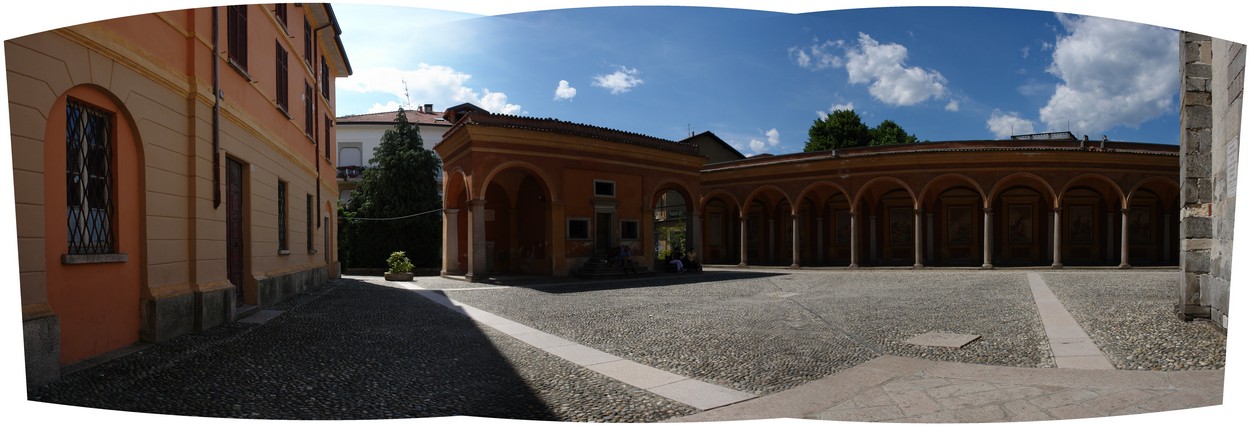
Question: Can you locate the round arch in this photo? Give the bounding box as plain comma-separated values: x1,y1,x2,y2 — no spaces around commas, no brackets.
43,84,146,365
987,173,1058,208
795,181,853,213
852,176,918,210
917,174,988,207
1059,173,1128,208
477,160,557,203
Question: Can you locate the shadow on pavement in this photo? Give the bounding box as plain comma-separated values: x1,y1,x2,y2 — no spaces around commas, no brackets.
526,270,786,294
27,279,558,421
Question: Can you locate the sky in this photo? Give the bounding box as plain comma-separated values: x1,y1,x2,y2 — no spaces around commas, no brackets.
332,3,1185,156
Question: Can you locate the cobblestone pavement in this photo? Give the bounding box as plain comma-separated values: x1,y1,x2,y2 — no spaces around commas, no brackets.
25,268,1226,422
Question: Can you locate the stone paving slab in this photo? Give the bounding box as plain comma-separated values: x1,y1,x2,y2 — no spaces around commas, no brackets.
403,281,757,412
1026,272,1115,369
671,355,1223,423
904,331,981,348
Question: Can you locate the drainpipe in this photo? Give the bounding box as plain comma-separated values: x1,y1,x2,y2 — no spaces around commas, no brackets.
313,12,336,228
212,7,222,209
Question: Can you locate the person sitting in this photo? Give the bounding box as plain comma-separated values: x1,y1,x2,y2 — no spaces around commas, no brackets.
683,251,701,273
668,247,686,273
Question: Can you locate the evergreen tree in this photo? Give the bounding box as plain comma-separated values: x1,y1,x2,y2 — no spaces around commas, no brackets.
343,107,443,268
805,109,870,151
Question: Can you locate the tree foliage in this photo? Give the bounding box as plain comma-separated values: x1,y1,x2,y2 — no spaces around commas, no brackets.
869,119,920,146
804,109,920,151
341,107,443,269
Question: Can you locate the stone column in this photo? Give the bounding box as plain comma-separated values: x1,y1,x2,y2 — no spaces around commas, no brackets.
466,199,487,281
981,208,993,269
442,208,460,276
790,214,801,269
1120,208,1131,269
849,212,859,269
913,209,924,269
738,216,748,267
1052,207,1063,268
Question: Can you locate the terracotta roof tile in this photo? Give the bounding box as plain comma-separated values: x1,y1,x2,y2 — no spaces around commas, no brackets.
336,109,452,127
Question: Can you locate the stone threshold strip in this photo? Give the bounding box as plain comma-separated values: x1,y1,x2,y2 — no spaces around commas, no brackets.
391,282,757,411
1025,272,1115,369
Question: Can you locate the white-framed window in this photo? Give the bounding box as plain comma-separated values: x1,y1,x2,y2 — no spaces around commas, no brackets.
567,218,590,240
593,179,616,197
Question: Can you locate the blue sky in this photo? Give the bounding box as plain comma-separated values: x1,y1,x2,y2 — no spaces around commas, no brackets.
333,4,1184,155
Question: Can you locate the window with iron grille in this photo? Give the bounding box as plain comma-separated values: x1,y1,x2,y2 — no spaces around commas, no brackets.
304,82,314,138
66,99,115,254
227,5,248,71
278,180,288,251
303,17,313,67
275,40,288,112
274,3,287,30
306,194,314,252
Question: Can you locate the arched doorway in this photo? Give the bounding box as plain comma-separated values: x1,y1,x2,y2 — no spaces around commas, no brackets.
478,168,553,276
653,189,691,268
700,196,739,265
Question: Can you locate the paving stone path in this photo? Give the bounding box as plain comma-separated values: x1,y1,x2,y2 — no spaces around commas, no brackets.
26,268,1226,423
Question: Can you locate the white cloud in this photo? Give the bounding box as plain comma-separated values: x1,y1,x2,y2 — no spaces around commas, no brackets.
945,99,960,112
749,139,767,154
1038,14,1178,136
554,80,577,101
766,128,780,146
789,38,844,70
592,66,644,94
843,33,948,107
1021,46,1031,58
367,101,407,114
817,102,855,119
986,110,1036,139
338,64,522,115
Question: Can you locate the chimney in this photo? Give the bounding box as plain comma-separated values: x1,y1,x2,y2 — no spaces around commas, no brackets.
424,103,434,114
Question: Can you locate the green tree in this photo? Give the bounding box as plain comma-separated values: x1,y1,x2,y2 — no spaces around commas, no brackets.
805,109,870,151
869,119,920,146
343,107,443,269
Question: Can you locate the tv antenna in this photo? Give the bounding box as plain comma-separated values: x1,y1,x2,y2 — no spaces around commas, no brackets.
402,78,413,108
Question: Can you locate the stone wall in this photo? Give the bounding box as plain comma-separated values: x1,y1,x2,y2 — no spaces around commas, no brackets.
1179,32,1243,329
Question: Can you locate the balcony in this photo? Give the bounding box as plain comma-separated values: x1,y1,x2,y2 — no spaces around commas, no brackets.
337,165,366,181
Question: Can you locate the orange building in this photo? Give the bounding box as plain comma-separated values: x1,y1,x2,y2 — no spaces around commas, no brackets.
9,4,351,386
437,108,1179,281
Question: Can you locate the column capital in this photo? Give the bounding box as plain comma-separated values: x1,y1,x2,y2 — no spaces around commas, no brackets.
467,199,487,208
983,208,994,214
1121,208,1131,214
444,208,460,215
1052,206,1062,213
914,208,923,215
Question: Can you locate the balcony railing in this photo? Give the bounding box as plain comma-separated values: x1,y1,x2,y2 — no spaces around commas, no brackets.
337,165,366,180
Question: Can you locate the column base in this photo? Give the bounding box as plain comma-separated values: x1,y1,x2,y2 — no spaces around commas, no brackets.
737,262,748,268
1051,263,1063,269
789,263,801,269
912,263,924,270
980,263,993,270
1118,263,1131,269
848,264,859,270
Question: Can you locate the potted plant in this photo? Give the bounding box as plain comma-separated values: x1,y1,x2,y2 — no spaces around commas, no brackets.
384,251,415,281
